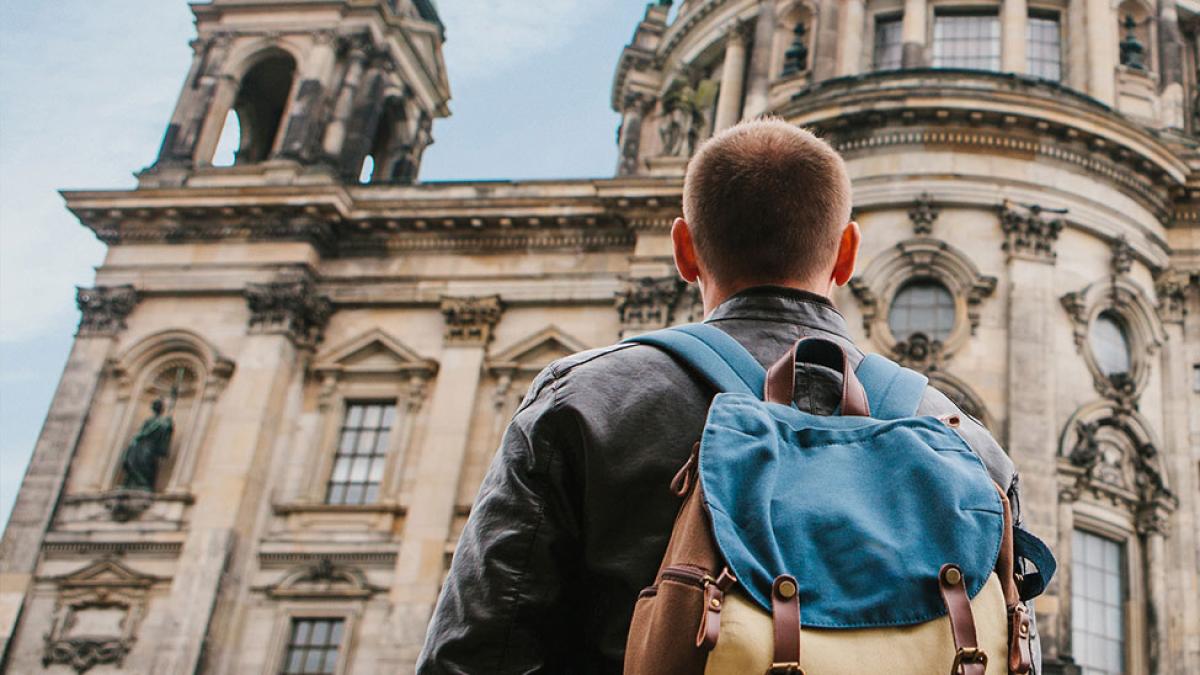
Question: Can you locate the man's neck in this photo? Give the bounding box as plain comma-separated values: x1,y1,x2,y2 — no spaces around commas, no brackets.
700,278,833,316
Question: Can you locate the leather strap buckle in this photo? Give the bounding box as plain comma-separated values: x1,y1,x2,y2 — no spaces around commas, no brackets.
766,662,805,675
951,647,988,673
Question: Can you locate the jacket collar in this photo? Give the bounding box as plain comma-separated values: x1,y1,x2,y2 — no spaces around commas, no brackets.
704,286,853,340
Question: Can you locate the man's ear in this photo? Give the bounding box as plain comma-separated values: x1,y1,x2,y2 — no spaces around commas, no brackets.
672,217,701,284
831,221,861,287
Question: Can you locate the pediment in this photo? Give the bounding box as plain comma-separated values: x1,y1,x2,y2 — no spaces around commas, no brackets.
488,326,589,374
314,329,437,377
47,558,162,589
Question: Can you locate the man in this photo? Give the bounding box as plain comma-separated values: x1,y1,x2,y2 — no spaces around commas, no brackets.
418,119,1037,673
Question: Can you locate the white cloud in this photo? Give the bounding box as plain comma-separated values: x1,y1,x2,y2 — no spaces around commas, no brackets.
438,1,606,82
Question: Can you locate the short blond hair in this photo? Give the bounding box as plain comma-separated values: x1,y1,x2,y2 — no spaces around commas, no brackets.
683,118,852,286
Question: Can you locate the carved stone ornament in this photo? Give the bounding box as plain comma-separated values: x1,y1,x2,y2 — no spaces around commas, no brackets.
1154,269,1195,323
440,295,503,346
42,558,163,673
892,332,944,372
998,201,1065,262
616,276,685,335
76,286,139,337
908,193,940,236
245,278,333,349
1110,235,1134,276
102,490,155,523
1059,277,1166,401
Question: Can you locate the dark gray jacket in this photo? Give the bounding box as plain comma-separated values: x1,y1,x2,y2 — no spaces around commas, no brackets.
419,287,1039,674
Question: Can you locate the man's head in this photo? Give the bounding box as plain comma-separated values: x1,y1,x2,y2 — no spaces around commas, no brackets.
673,118,858,308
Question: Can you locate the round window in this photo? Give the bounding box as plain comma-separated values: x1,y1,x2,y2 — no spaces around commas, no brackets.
1090,311,1131,376
888,279,956,341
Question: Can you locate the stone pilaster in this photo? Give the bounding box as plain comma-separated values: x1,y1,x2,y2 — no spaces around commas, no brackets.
389,296,503,665
156,34,233,166
741,0,777,119
1158,0,1187,128
1085,0,1116,105
713,24,749,132
277,31,337,162
244,277,332,350
835,0,865,76
322,40,370,159
901,0,928,68
1001,0,1028,73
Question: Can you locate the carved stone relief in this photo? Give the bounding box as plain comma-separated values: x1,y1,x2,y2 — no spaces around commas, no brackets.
440,296,503,346
76,286,139,337
245,278,333,349
616,276,686,335
999,201,1065,262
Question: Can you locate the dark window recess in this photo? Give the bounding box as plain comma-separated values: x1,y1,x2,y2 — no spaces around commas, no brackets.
874,15,903,71
326,402,396,505
280,618,344,675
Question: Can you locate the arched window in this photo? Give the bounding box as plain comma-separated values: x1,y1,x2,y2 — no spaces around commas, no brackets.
1090,311,1131,376
213,53,297,165
888,279,956,341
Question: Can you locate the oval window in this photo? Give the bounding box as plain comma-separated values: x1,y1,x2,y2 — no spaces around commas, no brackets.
1090,311,1131,376
888,279,956,341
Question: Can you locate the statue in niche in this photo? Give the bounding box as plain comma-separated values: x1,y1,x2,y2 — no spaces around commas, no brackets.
119,370,181,491
659,76,718,158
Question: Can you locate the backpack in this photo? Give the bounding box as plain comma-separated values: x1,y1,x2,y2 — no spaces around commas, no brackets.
622,324,1056,675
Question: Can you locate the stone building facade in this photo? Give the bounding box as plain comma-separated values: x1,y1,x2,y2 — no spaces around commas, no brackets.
2,0,1199,672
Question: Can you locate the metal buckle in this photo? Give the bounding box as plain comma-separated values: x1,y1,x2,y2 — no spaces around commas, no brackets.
950,647,988,673
766,662,805,675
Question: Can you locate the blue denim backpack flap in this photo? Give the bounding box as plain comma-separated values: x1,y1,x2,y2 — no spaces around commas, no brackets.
699,394,1004,628
625,324,1007,630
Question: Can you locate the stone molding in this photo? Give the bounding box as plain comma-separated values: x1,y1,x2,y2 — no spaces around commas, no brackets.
440,295,502,346
76,286,138,337
257,550,398,569
258,558,385,600
1154,269,1195,323
908,192,940,236
41,541,183,559
999,201,1065,262
245,278,333,349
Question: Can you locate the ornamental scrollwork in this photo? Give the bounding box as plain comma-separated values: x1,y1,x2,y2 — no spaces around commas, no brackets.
245,277,333,349
998,200,1065,262
440,295,503,346
616,276,686,336
76,286,139,337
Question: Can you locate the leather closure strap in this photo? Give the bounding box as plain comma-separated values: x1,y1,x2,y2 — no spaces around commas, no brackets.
938,564,987,675
696,567,737,650
992,483,1033,674
765,338,870,417
767,574,804,674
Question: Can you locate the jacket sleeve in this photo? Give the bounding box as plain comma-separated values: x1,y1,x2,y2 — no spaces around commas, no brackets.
417,371,582,674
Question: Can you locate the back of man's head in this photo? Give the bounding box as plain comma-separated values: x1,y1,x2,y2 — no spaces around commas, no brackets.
683,119,852,288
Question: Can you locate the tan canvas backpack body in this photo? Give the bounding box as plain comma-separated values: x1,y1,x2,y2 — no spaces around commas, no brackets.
622,325,1056,675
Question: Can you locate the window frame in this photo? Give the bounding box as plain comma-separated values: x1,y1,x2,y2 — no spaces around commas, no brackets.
1070,528,1128,675
324,400,399,506
267,606,360,675
887,277,959,343
1026,8,1064,81
930,6,1003,72
872,12,905,71
1089,311,1133,379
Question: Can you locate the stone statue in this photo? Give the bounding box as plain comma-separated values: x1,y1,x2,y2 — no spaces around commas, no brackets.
119,399,174,492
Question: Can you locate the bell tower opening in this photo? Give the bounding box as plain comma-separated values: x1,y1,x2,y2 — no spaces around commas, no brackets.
213,53,297,166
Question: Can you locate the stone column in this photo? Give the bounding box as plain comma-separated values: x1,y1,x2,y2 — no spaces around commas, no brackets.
616,93,650,176
813,0,841,80
713,25,749,132
390,296,502,664
192,74,240,167
742,0,777,119
322,43,370,158
157,36,232,166
835,0,866,76
901,0,928,68
278,31,339,161
1159,0,1186,128
1001,0,1028,73
1085,0,1116,106
0,287,137,663
148,279,330,673
999,203,1063,660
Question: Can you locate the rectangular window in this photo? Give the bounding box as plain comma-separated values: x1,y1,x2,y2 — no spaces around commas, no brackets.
1027,12,1063,81
1193,364,1200,392
932,11,1001,71
874,14,904,71
1072,530,1126,675
280,618,344,675
326,401,396,505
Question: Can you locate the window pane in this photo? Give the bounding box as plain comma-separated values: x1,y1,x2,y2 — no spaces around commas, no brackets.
1027,14,1062,80
281,618,344,675
933,13,1001,71
326,402,397,505
1090,313,1131,376
888,279,956,341
1072,530,1125,675
874,15,903,70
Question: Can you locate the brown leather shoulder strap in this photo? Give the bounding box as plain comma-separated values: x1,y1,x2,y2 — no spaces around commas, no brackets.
765,338,870,417
938,564,987,675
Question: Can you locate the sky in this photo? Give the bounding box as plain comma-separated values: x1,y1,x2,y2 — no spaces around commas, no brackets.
0,0,659,529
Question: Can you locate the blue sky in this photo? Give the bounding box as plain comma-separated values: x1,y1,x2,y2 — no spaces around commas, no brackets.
0,0,657,528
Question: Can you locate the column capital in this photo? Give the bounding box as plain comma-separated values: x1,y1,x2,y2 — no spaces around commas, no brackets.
999,200,1065,263
76,285,139,337
616,276,685,336
440,295,503,346
244,278,332,349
